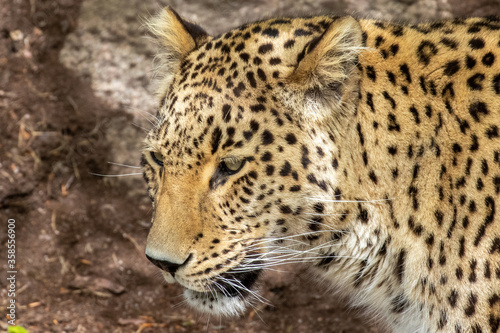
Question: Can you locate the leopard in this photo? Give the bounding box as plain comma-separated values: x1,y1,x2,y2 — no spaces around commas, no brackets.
141,7,500,332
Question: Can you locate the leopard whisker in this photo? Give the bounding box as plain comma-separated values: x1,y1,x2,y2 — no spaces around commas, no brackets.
241,250,356,267
305,197,391,204
221,240,355,274
236,244,351,269
260,243,345,257
246,297,268,325
212,280,232,298
207,281,220,303
107,161,142,169
302,212,355,216
226,278,271,306
89,172,143,177
251,237,347,258
298,217,351,234
233,255,356,271
241,231,342,251
131,120,151,132
172,299,189,309
243,237,311,250
235,228,346,247
216,276,271,306
127,106,161,127
245,240,342,257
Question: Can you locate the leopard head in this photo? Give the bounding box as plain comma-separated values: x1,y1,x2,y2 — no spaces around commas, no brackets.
142,7,363,315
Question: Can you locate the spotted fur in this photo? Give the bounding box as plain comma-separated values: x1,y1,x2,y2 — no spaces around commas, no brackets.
142,8,500,332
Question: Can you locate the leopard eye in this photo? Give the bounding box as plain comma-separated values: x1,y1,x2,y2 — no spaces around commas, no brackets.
150,151,164,167
221,158,245,175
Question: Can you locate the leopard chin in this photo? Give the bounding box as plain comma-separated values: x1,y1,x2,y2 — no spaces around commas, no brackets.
184,289,249,316
179,269,262,316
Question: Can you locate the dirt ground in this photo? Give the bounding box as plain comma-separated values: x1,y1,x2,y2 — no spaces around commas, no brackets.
0,0,498,332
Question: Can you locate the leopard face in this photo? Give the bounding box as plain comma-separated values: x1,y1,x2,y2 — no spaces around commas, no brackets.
142,7,500,332
142,8,362,315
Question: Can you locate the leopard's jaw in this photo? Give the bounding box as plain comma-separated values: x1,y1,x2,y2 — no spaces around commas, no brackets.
172,269,262,316
184,289,248,316
155,258,263,316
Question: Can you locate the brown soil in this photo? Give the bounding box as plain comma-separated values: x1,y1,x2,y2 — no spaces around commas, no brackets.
5,0,494,332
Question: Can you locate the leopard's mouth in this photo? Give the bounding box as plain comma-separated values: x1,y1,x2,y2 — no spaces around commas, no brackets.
215,268,262,297
183,269,262,316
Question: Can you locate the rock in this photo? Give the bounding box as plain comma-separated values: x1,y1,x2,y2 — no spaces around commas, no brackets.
69,275,125,295
10,30,24,41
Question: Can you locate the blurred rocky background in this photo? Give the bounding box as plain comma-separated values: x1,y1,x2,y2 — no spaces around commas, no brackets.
1,0,499,332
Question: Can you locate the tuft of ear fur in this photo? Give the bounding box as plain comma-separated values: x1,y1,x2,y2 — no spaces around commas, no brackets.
147,7,210,98
285,16,364,123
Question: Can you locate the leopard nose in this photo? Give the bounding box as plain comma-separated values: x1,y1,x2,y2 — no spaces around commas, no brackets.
145,253,192,276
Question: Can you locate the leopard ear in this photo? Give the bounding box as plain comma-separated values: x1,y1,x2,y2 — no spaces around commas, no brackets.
285,16,364,121
148,7,210,95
